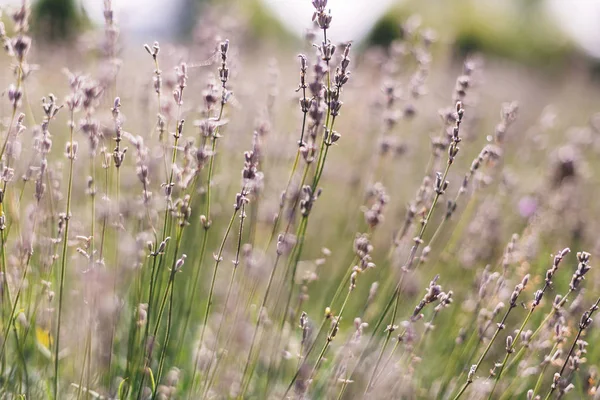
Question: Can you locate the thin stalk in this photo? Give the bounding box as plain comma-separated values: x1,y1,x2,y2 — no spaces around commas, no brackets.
438,305,481,394
376,293,444,389
238,165,309,396
0,250,26,361
258,49,340,396
144,48,177,344
260,215,310,391
201,201,247,397
365,160,453,395
148,257,177,358
0,62,22,162
99,160,110,260
0,227,11,378
14,328,29,398
263,112,339,397
189,209,238,396
243,29,339,396
202,276,247,396
270,24,335,336
0,64,23,364
267,161,311,310
316,294,352,385
421,145,486,261
104,162,116,386
528,343,558,400
543,336,580,400
237,195,314,397
502,289,573,378
338,274,399,397
152,270,178,400
280,255,359,396
542,296,600,400
452,306,514,400
413,309,440,357
149,226,185,389
488,251,564,399
266,75,308,249
310,112,335,190
373,334,403,386
180,97,226,357
151,56,162,140
267,148,300,248
76,313,92,400
135,250,162,400
90,158,96,266
137,88,186,394
486,308,534,399
127,251,152,398
82,148,97,400
307,290,352,389
0,202,40,360
237,243,287,398
54,107,76,399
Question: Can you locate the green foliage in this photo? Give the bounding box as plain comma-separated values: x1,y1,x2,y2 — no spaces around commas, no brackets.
32,0,90,40
366,13,403,48
367,0,576,67
241,0,296,45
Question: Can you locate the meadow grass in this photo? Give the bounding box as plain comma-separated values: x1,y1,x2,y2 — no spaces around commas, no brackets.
0,1,599,399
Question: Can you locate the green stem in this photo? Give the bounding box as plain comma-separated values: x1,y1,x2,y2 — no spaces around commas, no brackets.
365,161,453,395
267,149,300,249
487,308,534,399
179,98,226,361
543,296,600,400
135,250,161,400
531,343,558,399
190,209,238,395
237,247,286,398
452,305,514,400
201,201,247,397
54,107,76,399
76,314,92,400
152,272,177,400
281,255,358,396
307,290,352,388
266,84,308,250
502,289,573,379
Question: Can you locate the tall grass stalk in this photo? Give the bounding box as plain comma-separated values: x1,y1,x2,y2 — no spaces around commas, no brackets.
201,200,247,397
180,50,230,359
190,205,239,395
452,274,529,400
54,104,76,399
365,102,464,394
542,296,600,400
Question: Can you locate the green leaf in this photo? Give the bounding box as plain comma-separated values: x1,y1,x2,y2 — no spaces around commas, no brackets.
118,378,129,400
148,368,156,392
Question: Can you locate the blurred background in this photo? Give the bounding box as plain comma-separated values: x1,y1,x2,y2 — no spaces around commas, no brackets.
0,0,600,64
